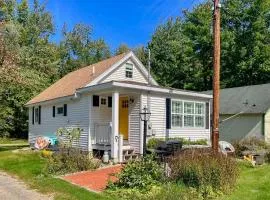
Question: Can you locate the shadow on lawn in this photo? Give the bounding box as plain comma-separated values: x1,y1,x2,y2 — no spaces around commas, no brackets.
0,145,28,152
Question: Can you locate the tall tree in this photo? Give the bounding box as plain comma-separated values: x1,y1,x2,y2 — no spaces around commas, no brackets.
59,23,110,77
0,0,59,138
149,18,193,88
221,0,270,87
115,43,130,55
149,0,270,91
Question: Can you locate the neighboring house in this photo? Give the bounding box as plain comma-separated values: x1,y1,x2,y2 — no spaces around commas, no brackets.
204,83,270,143
26,51,212,162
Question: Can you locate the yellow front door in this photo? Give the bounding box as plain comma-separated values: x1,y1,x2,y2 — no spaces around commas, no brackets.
119,97,129,140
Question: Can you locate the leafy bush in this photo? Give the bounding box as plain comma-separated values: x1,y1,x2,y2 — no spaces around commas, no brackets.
41,149,53,158
168,149,239,195
147,138,164,149
110,154,164,189
147,137,207,149
107,184,203,200
46,147,100,174
265,151,270,163
233,137,270,157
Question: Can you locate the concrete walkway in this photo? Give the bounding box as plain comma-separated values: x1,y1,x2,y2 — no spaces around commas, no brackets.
63,165,123,192
0,172,52,200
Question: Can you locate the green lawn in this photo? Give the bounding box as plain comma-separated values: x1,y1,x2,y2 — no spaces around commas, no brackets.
0,138,28,147
0,148,112,200
222,163,270,200
0,147,269,200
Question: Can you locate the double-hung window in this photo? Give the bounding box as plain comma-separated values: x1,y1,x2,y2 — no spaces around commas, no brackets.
171,100,182,127
184,102,194,127
194,103,205,127
125,63,133,78
171,100,205,128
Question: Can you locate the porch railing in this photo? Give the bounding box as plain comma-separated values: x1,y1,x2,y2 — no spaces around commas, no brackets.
94,123,111,145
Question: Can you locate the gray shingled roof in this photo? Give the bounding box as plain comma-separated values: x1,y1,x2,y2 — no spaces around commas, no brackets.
203,83,270,114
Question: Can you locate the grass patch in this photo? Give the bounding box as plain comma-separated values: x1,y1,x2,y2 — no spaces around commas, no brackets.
0,148,112,200
0,138,28,145
222,162,270,200
1,146,270,200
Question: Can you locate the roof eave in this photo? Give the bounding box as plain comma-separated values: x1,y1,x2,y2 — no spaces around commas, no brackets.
77,81,213,99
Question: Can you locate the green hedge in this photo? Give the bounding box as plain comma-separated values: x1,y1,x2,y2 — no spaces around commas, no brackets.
147,137,207,149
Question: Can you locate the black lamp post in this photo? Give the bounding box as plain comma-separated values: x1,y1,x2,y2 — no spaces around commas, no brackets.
139,106,151,156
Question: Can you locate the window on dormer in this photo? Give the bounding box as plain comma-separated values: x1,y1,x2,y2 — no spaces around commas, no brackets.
125,63,133,78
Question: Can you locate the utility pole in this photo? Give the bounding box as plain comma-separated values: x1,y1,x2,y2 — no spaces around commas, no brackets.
212,0,221,153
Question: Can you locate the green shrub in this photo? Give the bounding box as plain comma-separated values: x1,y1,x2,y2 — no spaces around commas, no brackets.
265,151,270,163
46,147,100,174
233,137,270,157
110,154,164,189
106,184,203,200
147,137,207,149
169,149,239,194
147,138,164,149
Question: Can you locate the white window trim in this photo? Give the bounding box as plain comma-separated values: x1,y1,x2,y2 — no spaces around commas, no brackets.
171,99,206,129
125,63,133,78
171,100,183,128
100,96,107,107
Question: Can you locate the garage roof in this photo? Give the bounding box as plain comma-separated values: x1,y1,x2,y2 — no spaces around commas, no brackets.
203,83,270,114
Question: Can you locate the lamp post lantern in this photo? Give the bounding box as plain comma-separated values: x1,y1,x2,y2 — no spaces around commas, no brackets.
139,106,151,156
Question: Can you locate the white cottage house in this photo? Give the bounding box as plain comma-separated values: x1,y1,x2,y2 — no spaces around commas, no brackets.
26,51,212,162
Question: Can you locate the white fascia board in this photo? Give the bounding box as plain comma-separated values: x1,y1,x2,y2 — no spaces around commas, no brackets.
111,82,212,99
25,95,76,107
77,81,212,99
77,81,114,93
129,51,159,86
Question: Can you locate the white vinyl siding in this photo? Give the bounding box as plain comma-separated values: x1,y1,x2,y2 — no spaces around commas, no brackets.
100,59,148,84
28,94,90,151
265,109,270,143
141,94,167,138
141,93,210,142
129,95,141,153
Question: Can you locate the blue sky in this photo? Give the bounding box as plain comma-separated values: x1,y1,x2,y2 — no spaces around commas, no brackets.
43,0,201,51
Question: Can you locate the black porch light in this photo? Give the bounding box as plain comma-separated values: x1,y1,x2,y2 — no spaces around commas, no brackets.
139,106,151,156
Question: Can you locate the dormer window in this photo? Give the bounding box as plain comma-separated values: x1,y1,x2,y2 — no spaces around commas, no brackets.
125,63,133,78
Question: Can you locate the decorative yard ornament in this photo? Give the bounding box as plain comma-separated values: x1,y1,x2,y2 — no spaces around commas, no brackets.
140,106,151,156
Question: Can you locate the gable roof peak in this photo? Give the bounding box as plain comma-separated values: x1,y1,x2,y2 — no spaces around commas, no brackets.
26,52,128,105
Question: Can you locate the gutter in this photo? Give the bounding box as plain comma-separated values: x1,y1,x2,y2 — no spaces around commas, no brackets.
77,81,212,99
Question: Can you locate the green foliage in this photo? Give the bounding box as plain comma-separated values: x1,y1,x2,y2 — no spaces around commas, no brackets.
115,43,130,55
148,0,270,90
232,137,270,157
147,137,207,149
46,147,100,175
0,150,110,200
0,1,111,139
110,154,164,190
265,151,270,164
107,184,203,200
59,23,110,77
47,127,100,174
56,127,82,148
169,149,239,195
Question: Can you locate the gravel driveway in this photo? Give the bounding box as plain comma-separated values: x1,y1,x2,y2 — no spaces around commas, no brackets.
0,172,52,200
